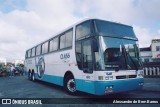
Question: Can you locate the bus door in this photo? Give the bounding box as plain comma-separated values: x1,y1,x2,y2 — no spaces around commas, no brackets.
81,39,95,94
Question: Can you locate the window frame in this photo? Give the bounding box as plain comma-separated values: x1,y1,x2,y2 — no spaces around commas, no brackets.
60,28,73,50
75,20,91,40
27,49,31,58
42,41,49,54
31,48,36,57
26,27,73,58
49,37,59,52
36,45,41,56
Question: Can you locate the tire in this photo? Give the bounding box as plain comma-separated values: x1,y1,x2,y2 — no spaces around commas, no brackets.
28,71,31,80
64,75,77,95
31,71,35,81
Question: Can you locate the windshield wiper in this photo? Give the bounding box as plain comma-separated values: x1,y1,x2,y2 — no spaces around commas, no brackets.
121,45,138,71
127,52,138,71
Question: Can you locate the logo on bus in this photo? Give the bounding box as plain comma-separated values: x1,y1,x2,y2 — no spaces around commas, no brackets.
36,57,45,78
60,53,70,59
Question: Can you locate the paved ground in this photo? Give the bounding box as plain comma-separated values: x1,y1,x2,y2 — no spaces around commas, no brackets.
0,76,159,107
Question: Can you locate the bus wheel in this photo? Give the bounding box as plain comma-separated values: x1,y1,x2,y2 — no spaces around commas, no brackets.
28,71,31,80
65,75,77,95
31,72,35,81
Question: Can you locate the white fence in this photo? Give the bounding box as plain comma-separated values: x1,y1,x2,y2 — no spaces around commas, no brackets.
143,67,160,76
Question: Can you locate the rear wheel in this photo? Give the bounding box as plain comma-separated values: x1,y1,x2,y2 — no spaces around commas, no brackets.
31,71,35,81
28,71,31,80
64,75,77,95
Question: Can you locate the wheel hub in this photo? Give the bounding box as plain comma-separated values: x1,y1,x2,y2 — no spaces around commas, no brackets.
67,79,76,92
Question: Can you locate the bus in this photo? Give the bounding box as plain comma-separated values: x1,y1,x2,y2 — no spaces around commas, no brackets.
25,18,144,95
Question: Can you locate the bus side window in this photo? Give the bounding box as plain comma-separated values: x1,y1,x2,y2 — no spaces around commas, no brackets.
25,51,28,58
42,42,49,54
27,50,31,58
31,48,35,57
60,29,73,50
60,34,65,49
49,37,59,52
76,20,91,40
36,45,41,56
65,29,73,48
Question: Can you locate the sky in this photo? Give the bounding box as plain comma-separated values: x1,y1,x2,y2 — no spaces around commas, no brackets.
0,0,160,62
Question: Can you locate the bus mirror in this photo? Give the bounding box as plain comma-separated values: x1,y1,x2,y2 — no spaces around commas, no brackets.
115,67,119,72
93,39,98,52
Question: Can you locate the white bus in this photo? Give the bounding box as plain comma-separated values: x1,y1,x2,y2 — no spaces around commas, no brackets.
25,18,144,95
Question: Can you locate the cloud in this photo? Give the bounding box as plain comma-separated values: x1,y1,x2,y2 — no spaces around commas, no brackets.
74,0,160,48
0,19,27,43
0,0,81,61
134,26,160,48
0,0,160,61
158,29,160,34
0,10,45,61
27,0,80,29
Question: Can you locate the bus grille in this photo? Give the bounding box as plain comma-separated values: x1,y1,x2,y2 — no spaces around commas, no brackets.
116,75,137,79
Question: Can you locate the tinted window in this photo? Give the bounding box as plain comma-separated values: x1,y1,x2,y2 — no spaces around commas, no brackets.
83,39,93,73
75,41,82,70
76,20,91,40
27,50,31,58
60,29,73,49
25,51,28,58
49,37,59,52
95,20,137,39
66,30,73,47
36,45,41,56
60,34,65,49
31,48,35,57
42,42,49,54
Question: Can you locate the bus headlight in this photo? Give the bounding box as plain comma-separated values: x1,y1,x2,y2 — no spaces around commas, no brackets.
109,76,113,80
99,76,114,80
105,76,113,80
105,76,109,80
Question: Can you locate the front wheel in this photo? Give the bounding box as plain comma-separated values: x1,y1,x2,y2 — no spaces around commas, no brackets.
64,75,77,95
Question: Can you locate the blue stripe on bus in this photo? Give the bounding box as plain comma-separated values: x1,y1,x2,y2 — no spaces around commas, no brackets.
76,78,143,95
94,78,144,95
75,79,96,94
34,73,143,95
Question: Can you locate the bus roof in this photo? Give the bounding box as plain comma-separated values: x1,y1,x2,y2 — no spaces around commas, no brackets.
26,18,134,51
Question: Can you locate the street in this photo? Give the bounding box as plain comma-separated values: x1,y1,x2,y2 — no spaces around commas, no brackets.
0,76,159,107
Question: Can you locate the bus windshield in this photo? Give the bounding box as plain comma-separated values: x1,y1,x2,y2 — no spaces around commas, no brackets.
99,37,143,71
95,19,137,39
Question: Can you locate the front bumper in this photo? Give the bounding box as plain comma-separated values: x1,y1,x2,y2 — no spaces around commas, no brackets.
95,78,144,95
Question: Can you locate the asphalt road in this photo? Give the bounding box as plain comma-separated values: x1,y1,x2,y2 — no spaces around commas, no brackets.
0,76,159,107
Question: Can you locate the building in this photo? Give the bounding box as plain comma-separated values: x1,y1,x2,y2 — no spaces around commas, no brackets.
140,46,152,63
151,39,160,62
140,39,160,63
140,39,160,76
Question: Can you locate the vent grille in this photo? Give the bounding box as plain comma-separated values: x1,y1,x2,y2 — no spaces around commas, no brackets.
116,75,137,79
